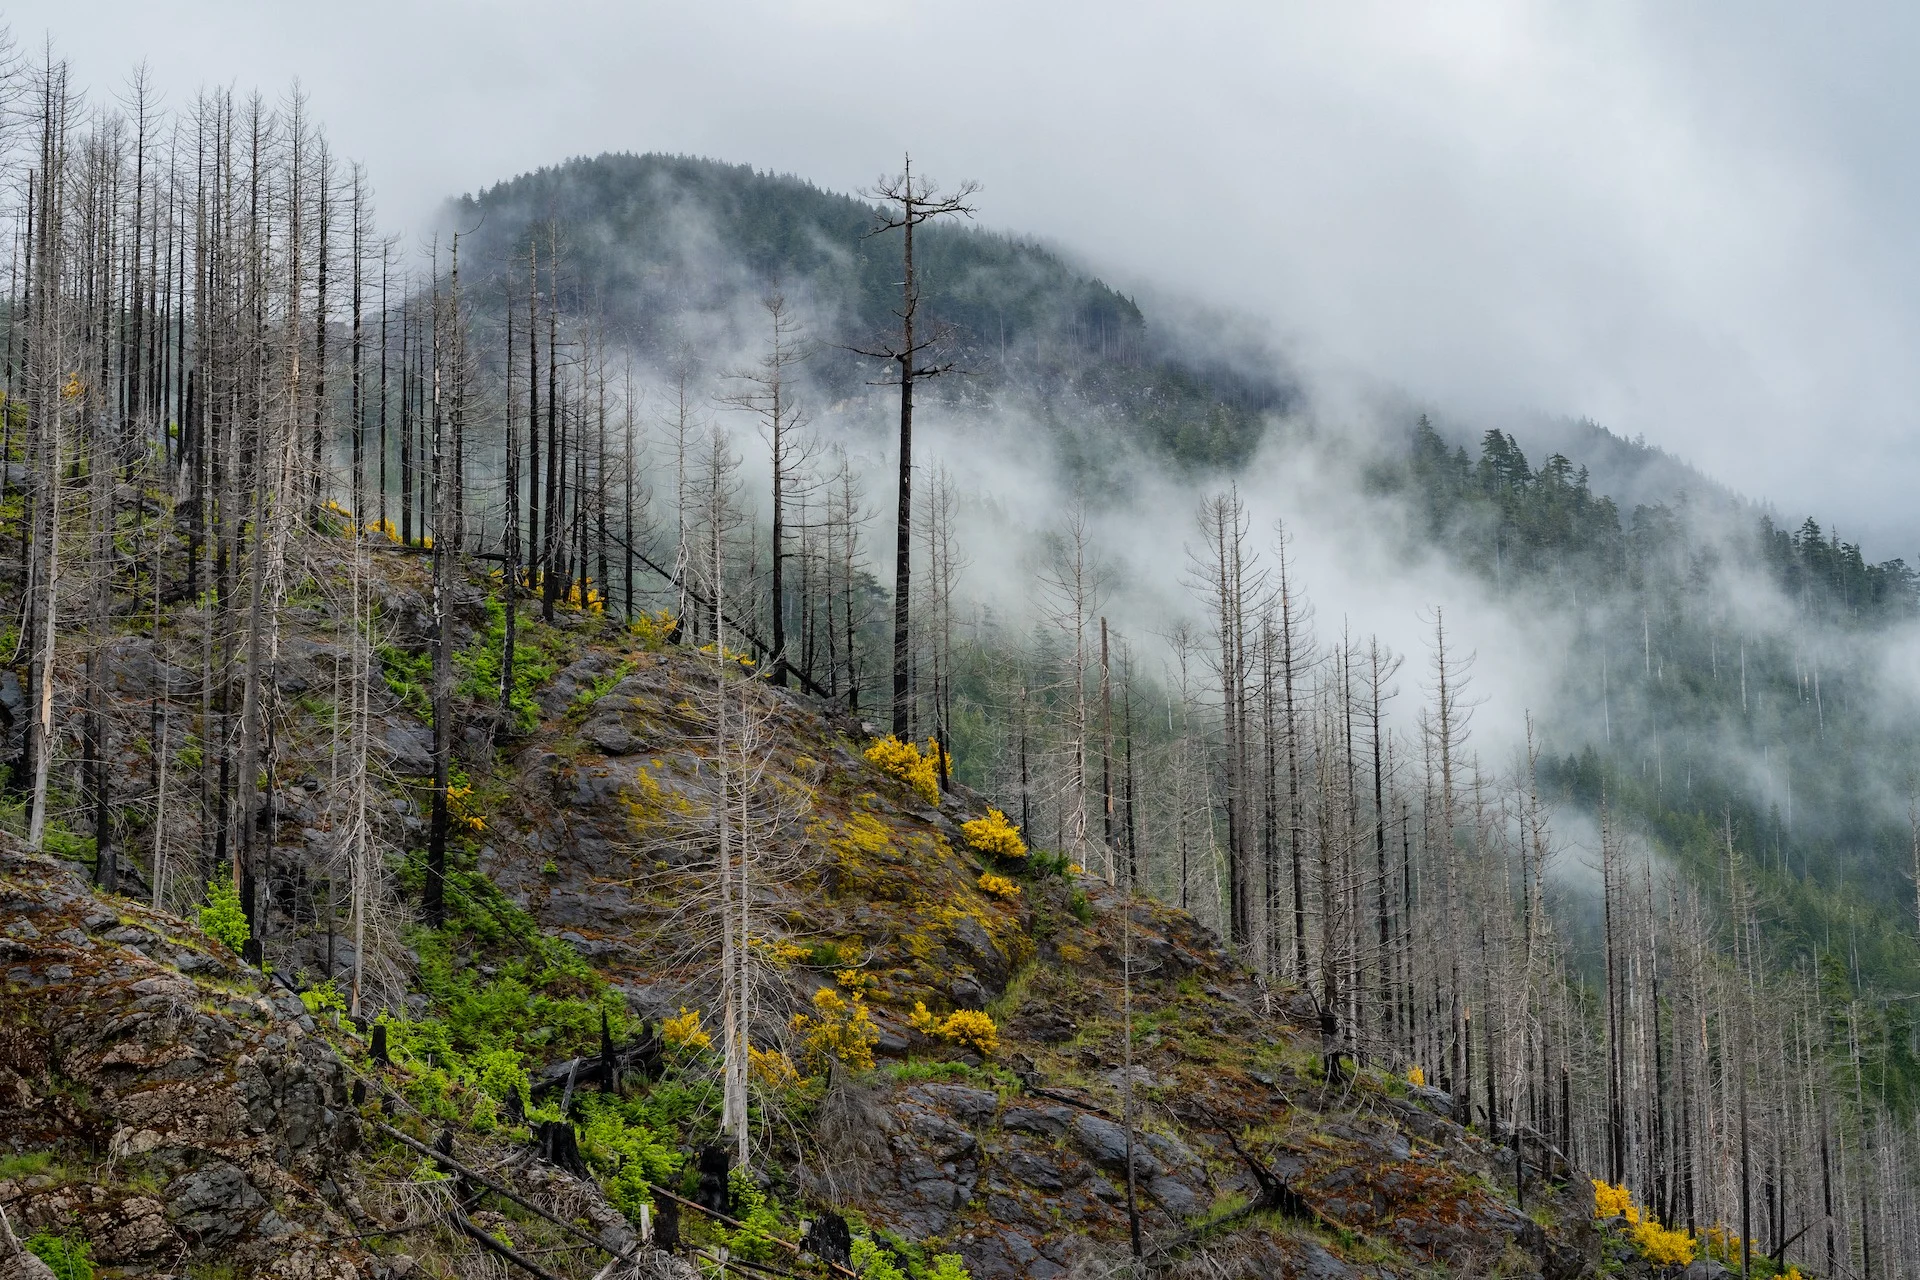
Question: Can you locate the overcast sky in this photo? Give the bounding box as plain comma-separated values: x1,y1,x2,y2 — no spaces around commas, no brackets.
21,1,1920,553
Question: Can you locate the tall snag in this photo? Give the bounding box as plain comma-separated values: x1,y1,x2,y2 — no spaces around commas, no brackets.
850,156,977,738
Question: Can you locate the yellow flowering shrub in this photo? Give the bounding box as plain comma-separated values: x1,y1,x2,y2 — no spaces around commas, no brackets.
1596,1181,1699,1268
864,735,940,807
977,872,1021,901
1630,1220,1697,1268
1407,1065,1425,1087
908,1000,943,1036
791,986,879,1073
1700,1225,1761,1266
938,1010,999,1057
835,967,877,997
748,1045,800,1088
662,1006,711,1051
446,782,487,833
751,936,813,967
1591,1180,1633,1221
907,1001,999,1056
696,641,758,670
961,809,1026,859
629,608,677,647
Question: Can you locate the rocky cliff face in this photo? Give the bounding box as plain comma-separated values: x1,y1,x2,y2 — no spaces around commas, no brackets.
0,843,363,1277
0,564,1600,1278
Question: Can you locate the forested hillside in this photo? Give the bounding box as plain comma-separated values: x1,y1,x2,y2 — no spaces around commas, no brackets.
3,32,1920,1280
452,153,1292,472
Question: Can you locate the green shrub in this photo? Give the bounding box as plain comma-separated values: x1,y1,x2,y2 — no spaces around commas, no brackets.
199,875,249,954
376,861,625,1125
575,1092,683,1223
25,1232,94,1280
1030,850,1073,879
807,940,850,969
852,1238,906,1280
455,597,561,732
724,1169,789,1261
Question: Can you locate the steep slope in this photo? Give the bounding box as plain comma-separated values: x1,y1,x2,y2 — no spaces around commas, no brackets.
465,601,1588,1277
2,552,1599,1279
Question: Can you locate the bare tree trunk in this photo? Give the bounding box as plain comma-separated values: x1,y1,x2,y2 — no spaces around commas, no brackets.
853,158,976,735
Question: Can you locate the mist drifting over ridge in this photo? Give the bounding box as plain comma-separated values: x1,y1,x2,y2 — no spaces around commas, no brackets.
438,152,1920,967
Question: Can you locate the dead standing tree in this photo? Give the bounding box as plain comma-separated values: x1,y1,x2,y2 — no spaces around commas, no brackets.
721,292,814,689
851,156,977,738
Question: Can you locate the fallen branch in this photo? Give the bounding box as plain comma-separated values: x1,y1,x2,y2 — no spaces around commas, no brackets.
457,1213,568,1280
693,1247,821,1280
374,1120,637,1266
643,1182,858,1280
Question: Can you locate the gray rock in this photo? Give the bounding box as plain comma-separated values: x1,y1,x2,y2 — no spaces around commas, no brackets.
0,1240,58,1280
539,654,620,718
904,1107,977,1162
1000,1150,1068,1191
1069,1112,1158,1177
949,975,989,1009
916,1084,998,1126
164,1161,264,1244
1682,1261,1735,1280
945,913,1008,985
583,718,643,755
1295,1240,1361,1279
1146,1172,1204,1218
571,765,631,808
1009,1004,1076,1042
955,1231,1066,1280
1141,1128,1200,1172
1001,1104,1074,1138
1101,1064,1162,1092
382,719,434,774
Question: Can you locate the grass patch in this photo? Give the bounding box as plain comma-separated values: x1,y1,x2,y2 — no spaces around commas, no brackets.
887,1059,981,1084
986,961,1038,1025
0,1150,59,1179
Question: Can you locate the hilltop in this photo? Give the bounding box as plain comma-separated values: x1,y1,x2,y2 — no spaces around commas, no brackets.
450,151,1293,470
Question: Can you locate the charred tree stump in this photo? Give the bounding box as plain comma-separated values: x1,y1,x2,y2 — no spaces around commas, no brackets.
802,1210,853,1267
695,1142,732,1216
536,1121,590,1180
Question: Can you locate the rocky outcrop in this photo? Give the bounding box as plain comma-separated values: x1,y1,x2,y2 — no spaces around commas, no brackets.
0,842,365,1277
